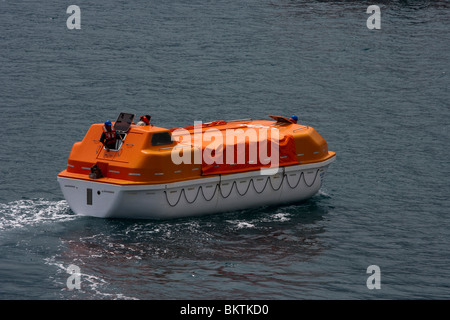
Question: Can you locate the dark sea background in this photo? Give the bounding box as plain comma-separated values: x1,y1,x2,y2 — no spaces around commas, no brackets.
1,0,449,300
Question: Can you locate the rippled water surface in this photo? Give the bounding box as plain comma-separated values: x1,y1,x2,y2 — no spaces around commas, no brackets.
1,0,449,300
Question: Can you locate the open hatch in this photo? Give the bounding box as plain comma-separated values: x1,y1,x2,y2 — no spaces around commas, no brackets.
268,115,293,124
109,112,135,151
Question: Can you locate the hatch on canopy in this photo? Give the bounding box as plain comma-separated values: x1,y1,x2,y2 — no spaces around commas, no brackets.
114,113,135,134
268,115,292,124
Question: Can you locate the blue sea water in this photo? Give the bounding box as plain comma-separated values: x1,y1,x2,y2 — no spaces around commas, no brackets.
0,0,449,301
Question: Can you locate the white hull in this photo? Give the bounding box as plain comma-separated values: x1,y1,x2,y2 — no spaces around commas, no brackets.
58,157,335,219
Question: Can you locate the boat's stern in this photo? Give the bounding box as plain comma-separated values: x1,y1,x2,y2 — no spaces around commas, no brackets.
57,175,123,218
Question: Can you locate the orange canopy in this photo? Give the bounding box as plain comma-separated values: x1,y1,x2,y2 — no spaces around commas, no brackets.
171,121,299,175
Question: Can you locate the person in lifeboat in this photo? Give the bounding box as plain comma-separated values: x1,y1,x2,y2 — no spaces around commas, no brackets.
100,120,119,151
289,115,298,124
137,114,151,126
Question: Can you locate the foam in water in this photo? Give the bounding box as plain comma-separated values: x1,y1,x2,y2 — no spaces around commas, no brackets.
226,212,292,229
44,256,138,300
0,199,75,230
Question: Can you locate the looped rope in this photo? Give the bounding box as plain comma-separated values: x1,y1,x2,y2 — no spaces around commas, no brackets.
285,169,320,188
164,169,321,207
268,174,284,191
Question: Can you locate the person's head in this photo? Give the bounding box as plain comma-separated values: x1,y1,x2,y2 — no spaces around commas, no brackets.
104,120,112,130
140,115,151,125
291,115,298,121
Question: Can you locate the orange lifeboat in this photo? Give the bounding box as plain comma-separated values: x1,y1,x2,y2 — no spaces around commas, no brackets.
57,113,336,219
